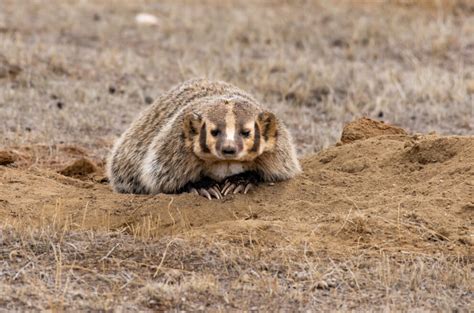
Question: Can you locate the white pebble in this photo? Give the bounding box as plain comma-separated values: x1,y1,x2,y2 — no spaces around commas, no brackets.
135,13,159,26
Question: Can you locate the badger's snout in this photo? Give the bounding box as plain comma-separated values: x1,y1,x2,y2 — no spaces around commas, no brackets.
222,146,236,155
220,139,238,158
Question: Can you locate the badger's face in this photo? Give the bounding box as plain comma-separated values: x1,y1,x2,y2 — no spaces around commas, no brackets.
183,99,277,162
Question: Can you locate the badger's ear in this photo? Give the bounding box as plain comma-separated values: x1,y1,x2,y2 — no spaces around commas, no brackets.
257,111,277,140
257,111,277,151
183,112,202,140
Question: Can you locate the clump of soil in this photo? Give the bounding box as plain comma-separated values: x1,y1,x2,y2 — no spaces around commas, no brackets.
405,136,460,164
58,158,98,178
341,117,407,143
0,151,17,166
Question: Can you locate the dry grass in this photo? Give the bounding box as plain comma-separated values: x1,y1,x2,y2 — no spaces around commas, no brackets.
1,227,471,311
0,0,473,311
1,0,473,155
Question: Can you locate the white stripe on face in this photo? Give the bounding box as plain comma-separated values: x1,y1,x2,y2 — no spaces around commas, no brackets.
225,104,236,142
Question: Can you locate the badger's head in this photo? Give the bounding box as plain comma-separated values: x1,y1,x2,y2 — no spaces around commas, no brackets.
183,97,277,162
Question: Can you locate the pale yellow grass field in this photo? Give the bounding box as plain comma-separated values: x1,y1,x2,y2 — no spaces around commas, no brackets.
0,0,472,155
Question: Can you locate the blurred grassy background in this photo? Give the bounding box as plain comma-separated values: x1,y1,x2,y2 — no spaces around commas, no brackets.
0,0,472,157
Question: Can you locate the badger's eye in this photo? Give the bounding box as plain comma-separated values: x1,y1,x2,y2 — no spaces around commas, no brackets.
241,130,251,138
210,129,221,137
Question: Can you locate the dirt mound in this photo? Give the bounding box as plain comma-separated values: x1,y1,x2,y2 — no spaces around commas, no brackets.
0,131,472,256
58,158,98,178
340,117,408,144
1,127,472,311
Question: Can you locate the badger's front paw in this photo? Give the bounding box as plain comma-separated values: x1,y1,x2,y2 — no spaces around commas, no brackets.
183,177,222,200
221,171,260,196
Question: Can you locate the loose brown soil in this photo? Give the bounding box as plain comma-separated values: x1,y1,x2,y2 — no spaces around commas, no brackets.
0,119,472,310
340,117,408,144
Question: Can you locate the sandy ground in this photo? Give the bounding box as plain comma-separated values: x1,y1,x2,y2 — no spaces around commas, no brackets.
0,119,472,311
0,0,473,311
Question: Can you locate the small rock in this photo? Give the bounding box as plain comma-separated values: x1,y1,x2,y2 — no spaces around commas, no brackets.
145,96,154,105
135,13,159,26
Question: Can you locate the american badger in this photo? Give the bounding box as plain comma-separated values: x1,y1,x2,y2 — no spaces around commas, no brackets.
107,78,301,199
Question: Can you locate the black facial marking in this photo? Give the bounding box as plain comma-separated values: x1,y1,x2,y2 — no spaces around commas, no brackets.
262,125,270,141
188,120,197,135
251,122,261,152
199,123,210,153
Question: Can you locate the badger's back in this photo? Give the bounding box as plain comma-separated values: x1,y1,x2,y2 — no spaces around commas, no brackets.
107,79,250,194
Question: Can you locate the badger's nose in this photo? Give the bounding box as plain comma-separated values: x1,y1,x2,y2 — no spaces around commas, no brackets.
222,146,236,155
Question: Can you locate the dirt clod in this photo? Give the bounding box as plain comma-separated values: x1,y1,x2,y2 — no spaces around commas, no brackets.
405,137,459,164
0,151,17,166
341,117,407,144
58,158,97,178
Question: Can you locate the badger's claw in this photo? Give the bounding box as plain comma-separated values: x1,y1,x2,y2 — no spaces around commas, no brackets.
196,185,222,200
199,188,212,200
184,173,258,199
222,181,232,194
183,178,222,200
222,183,236,196
220,172,259,196
243,183,254,194
233,184,244,194
208,186,222,199
230,182,254,194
